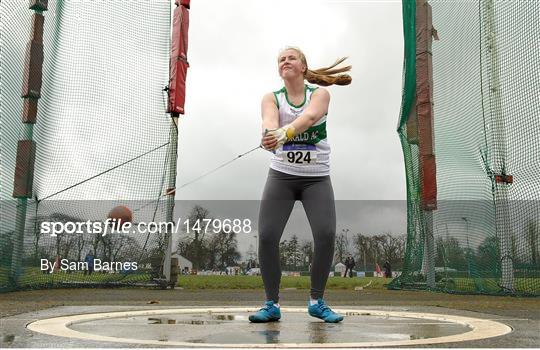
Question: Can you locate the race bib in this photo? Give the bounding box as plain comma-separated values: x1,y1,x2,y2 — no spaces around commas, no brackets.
282,144,317,164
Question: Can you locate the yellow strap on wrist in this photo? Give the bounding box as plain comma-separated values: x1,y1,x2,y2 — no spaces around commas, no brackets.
285,126,296,140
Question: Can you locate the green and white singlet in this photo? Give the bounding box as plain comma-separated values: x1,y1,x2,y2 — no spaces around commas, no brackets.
270,84,330,176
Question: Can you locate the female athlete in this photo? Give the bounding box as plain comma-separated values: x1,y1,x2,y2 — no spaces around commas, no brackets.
249,47,351,323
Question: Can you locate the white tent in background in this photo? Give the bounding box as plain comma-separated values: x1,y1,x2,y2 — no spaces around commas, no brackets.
172,253,192,272
334,262,346,277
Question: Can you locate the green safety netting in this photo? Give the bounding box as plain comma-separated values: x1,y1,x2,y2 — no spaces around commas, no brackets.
1,0,175,291
391,0,539,296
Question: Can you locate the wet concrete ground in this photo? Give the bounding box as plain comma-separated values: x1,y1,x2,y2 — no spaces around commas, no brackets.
69,309,471,345
0,289,539,347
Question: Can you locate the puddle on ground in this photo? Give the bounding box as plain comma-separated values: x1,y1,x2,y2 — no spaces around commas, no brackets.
69,312,471,344
148,314,245,325
148,317,223,325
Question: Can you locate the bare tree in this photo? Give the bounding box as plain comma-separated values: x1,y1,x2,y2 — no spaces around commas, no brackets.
114,235,142,261
371,235,386,265
353,233,370,271
33,214,49,262
379,233,405,269
0,231,14,265
90,229,101,257
279,240,289,269
299,240,313,270
334,231,349,264
245,244,257,262
60,235,77,261
185,205,212,270
352,232,406,271
208,230,240,269
527,220,538,266
288,235,301,270
48,213,84,258
443,237,468,271
75,234,86,261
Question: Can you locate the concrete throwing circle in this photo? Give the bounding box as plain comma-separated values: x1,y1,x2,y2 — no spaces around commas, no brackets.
27,307,512,347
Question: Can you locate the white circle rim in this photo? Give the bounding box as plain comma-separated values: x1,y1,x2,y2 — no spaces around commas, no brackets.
27,307,512,348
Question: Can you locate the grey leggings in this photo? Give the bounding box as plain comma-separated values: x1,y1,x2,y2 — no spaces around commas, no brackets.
258,168,336,303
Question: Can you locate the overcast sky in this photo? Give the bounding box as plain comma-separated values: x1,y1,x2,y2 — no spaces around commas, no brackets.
1,0,408,257
168,0,407,254
175,0,406,201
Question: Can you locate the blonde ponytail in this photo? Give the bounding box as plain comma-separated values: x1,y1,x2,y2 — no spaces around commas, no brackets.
278,47,352,86
305,57,352,86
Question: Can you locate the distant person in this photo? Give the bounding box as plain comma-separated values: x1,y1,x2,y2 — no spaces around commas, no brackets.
84,251,94,276
375,262,382,277
343,257,351,278
348,256,356,278
383,260,392,278
343,256,352,278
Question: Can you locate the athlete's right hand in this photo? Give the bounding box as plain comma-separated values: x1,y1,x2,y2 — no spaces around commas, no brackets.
261,130,278,151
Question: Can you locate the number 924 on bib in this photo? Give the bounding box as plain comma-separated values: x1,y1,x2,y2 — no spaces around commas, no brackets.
282,143,318,164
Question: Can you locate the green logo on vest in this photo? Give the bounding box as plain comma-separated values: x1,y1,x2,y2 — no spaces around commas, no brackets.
286,122,327,145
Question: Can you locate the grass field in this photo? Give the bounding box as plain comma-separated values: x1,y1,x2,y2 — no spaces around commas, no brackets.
178,275,388,290
1,268,388,291
2,267,538,296
449,277,538,294
0,267,152,291
0,270,387,292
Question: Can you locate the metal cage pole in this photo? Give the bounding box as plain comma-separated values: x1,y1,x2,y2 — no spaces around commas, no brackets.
164,0,190,284
10,1,48,286
163,120,178,284
483,0,514,293
415,0,438,289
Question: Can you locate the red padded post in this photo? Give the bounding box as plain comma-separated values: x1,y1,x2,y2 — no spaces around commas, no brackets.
22,98,39,123
416,0,437,210
168,1,190,115
21,13,44,99
13,140,36,198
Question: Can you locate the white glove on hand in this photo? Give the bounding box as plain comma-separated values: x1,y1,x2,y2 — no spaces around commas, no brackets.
268,124,296,150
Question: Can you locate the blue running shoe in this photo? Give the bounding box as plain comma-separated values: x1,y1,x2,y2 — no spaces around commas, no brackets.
249,301,281,323
308,298,344,323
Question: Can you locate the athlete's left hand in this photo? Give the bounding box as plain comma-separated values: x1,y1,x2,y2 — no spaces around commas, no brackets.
261,131,278,151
